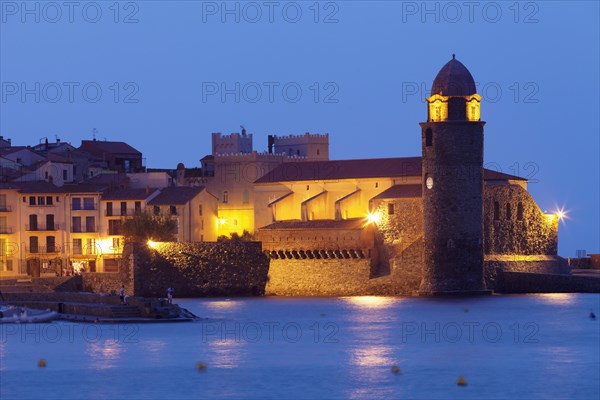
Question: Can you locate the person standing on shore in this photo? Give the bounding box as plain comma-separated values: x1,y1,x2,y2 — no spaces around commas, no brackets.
119,285,125,305
167,287,173,304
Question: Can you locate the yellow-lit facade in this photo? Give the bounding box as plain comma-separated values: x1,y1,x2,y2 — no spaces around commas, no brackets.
255,177,421,227
0,184,219,277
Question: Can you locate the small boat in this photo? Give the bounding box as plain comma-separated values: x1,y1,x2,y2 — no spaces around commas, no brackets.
0,306,59,324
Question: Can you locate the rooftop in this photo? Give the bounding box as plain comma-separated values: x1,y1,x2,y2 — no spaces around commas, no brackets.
148,186,205,205
79,140,142,155
431,55,477,97
260,218,366,230
255,157,526,184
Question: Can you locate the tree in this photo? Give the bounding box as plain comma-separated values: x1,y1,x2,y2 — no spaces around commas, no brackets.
217,230,256,242
121,212,177,243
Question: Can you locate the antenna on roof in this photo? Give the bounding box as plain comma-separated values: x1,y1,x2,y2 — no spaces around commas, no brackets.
92,128,97,141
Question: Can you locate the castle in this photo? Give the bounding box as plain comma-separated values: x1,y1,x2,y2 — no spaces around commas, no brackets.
0,57,567,295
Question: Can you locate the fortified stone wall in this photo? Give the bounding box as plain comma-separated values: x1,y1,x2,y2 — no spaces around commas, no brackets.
371,198,423,278
496,271,600,293
265,255,423,296
129,241,269,297
484,184,558,255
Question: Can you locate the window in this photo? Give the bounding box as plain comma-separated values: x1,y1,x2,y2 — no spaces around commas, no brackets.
0,218,6,234
375,182,379,188
86,238,96,255
106,202,113,216
493,202,500,220
388,203,395,215
0,194,6,211
45,171,49,179
72,217,82,233
153,206,160,216
506,203,512,220
120,202,127,216
0,238,5,256
83,197,94,210
46,214,55,230
198,205,203,216
306,185,310,191
46,196,53,205
104,259,119,273
108,220,122,236
63,169,68,180
29,236,39,253
425,128,433,147
517,202,524,221
296,150,300,156
37,196,45,206
222,191,229,204
86,217,95,232
112,238,121,250
47,236,56,253
29,214,38,231
317,149,320,155
170,205,177,215
243,190,250,204
72,198,81,210
73,239,82,255
134,201,142,215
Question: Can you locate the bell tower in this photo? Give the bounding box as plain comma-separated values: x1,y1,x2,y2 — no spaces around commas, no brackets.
419,55,488,295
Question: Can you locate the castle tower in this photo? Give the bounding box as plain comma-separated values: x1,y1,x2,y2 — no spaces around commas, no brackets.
419,55,488,295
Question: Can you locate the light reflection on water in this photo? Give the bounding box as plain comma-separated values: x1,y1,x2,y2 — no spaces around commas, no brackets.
85,339,126,370
206,339,244,369
0,294,598,400
341,296,400,309
535,293,576,305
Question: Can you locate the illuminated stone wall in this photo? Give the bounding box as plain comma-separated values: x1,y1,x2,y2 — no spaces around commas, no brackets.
129,241,269,297
371,198,423,280
483,184,558,255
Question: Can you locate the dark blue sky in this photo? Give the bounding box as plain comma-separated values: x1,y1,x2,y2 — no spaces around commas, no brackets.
1,1,598,256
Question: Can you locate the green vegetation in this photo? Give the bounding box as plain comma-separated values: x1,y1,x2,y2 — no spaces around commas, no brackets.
121,212,177,243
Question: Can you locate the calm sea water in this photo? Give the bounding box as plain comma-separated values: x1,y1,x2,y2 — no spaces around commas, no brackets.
1,294,599,400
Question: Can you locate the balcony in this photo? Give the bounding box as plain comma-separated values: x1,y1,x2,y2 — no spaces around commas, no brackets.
71,226,97,233
0,226,13,234
72,205,97,211
0,205,12,212
26,245,60,254
106,208,142,217
26,224,61,231
107,229,122,236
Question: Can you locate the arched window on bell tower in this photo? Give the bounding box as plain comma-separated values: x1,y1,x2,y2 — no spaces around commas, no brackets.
425,128,433,147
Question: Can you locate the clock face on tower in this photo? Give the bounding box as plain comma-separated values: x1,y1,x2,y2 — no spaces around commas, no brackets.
426,177,434,189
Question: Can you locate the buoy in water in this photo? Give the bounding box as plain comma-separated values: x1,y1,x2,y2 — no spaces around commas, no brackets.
196,362,207,372
391,365,401,375
457,376,467,386
37,359,47,368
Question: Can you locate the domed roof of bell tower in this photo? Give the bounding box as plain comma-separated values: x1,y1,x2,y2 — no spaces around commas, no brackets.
431,55,477,97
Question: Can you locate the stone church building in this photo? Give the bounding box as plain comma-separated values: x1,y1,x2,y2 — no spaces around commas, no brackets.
254,56,566,295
